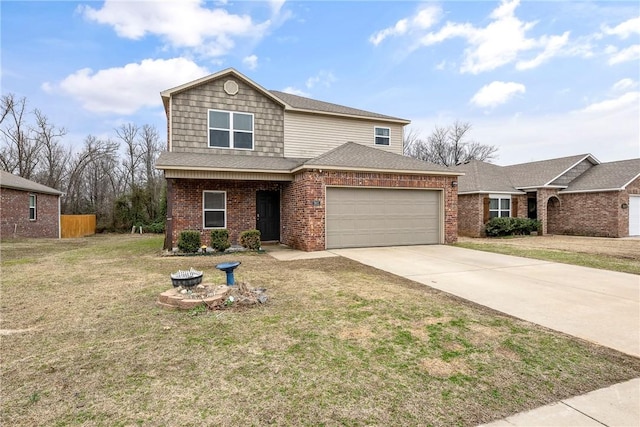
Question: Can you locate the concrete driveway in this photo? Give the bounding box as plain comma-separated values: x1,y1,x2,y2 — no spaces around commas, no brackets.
331,245,640,357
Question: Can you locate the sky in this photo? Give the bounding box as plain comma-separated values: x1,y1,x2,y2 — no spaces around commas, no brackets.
1,0,639,166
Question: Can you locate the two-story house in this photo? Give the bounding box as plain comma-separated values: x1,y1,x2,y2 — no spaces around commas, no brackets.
453,155,640,237
156,68,461,251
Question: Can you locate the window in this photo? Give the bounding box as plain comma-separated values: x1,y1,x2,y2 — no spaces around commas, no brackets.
489,195,511,218
29,194,36,220
374,127,390,145
208,110,253,150
203,191,226,229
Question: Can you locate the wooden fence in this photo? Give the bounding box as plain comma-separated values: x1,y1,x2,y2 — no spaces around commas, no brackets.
61,215,96,238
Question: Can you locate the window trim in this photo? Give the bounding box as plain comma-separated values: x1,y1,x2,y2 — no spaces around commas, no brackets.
374,126,391,146
207,109,254,150
489,194,511,218
29,194,36,221
202,190,227,229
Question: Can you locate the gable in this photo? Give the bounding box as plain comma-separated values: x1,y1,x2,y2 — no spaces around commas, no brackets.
549,158,596,186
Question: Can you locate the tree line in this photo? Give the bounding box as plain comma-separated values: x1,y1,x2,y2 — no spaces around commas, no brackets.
0,93,165,232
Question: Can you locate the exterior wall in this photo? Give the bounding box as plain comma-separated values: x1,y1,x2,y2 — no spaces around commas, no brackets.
0,188,59,238
281,170,458,251
170,179,281,247
170,78,285,156
283,111,404,158
457,194,485,237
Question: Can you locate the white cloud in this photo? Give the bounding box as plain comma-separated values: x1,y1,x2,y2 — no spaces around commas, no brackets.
79,0,273,58
374,0,584,74
612,78,637,92
306,70,336,89
281,86,309,97
608,44,640,65
42,58,210,114
602,16,640,39
243,55,258,70
470,81,526,108
579,91,640,114
369,5,441,46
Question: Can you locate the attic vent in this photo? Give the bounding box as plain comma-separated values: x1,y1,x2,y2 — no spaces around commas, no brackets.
224,80,239,96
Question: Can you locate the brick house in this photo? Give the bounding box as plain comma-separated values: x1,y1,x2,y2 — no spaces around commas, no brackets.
0,170,63,239
453,155,640,238
156,68,462,251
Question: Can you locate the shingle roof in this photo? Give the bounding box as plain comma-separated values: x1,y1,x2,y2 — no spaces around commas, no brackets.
0,170,63,195
299,142,454,174
504,154,596,188
157,143,459,176
156,151,307,172
270,90,409,123
452,160,521,193
564,158,640,192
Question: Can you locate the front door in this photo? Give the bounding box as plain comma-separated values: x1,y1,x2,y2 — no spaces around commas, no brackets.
527,197,537,219
256,191,280,241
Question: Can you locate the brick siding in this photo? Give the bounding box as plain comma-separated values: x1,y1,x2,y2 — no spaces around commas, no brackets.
169,170,459,251
0,188,59,238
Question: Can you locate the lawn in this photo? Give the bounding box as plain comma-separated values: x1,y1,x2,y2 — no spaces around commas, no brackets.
2,235,639,426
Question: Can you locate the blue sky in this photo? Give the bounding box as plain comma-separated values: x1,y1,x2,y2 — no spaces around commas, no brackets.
2,0,639,165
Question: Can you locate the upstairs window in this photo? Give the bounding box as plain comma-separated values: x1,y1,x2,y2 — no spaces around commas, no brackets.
374,127,390,145
29,194,36,220
203,191,226,229
208,110,253,150
489,195,511,218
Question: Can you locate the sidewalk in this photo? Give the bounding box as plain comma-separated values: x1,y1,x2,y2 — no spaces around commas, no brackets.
480,378,640,426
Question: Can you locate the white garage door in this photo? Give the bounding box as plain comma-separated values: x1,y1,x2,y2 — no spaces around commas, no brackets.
326,187,441,249
630,196,640,236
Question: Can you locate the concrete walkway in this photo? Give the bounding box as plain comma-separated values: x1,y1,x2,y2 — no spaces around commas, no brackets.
330,245,640,426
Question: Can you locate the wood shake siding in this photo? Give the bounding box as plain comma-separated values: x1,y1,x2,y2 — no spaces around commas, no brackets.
170,79,285,157
283,111,404,158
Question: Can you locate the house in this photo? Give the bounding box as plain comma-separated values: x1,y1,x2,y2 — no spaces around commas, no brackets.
453,154,640,238
0,170,63,239
156,68,461,251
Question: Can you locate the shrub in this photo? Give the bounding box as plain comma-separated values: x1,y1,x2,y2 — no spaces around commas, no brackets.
239,229,261,250
144,220,165,234
210,229,231,252
177,230,201,253
485,217,541,237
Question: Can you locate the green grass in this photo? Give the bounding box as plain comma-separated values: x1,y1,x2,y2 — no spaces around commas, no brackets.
454,241,640,275
1,234,639,426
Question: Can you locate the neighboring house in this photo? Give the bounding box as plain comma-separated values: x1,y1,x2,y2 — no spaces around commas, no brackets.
156,68,461,251
0,170,63,239
453,154,640,238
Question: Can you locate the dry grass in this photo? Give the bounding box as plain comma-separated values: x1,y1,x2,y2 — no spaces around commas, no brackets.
2,234,639,426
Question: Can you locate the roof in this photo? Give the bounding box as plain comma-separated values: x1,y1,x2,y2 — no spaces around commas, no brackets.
564,158,640,192
503,154,598,188
0,170,63,195
161,68,410,124
157,143,460,177
452,160,522,194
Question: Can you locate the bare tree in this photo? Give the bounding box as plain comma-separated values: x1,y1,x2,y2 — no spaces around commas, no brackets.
404,121,498,166
33,109,68,189
0,94,41,178
115,123,141,192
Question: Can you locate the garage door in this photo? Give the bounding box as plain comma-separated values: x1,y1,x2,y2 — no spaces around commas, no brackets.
630,196,640,236
326,187,441,249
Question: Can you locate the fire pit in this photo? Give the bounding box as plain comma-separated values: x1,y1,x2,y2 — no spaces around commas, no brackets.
170,268,203,288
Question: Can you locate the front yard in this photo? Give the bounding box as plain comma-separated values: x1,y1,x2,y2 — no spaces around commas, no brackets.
2,235,639,426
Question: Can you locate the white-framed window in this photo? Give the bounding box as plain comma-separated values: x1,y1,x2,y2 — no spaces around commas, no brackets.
489,194,511,218
203,191,226,229
208,109,254,150
29,194,36,221
374,127,390,145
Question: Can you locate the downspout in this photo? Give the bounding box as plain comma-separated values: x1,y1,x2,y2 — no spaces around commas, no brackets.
163,178,173,250
58,195,62,239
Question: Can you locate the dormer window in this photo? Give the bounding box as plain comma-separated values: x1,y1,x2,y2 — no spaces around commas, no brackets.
374,127,390,145
208,109,254,150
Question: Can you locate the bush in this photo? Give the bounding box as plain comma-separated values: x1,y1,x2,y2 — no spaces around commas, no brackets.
485,217,540,237
239,229,261,250
177,230,201,253
144,220,165,234
210,229,231,252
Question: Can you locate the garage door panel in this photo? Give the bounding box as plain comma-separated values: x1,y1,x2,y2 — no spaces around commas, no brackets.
630,196,640,236
326,187,441,249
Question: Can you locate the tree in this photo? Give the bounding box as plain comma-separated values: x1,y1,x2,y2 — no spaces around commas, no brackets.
404,121,498,166
0,94,41,178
